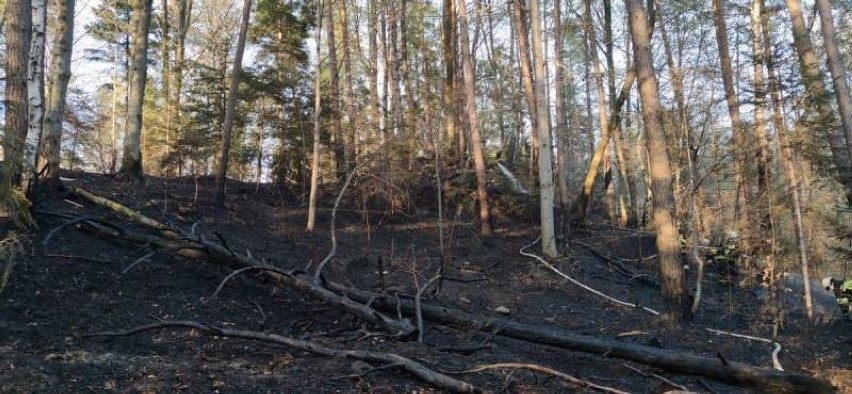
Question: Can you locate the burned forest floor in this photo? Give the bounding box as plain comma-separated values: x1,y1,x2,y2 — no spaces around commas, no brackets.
1,171,851,393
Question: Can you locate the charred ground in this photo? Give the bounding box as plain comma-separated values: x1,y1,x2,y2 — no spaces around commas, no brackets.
0,172,850,393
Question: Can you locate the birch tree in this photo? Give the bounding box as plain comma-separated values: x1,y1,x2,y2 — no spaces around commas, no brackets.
20,0,47,195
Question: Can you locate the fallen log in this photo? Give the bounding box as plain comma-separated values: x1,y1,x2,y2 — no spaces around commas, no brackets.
68,188,835,393
327,283,833,394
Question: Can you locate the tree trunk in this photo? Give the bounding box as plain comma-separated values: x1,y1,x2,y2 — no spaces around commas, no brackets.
626,0,687,323
712,0,751,240
763,0,813,321
306,8,324,233
212,0,252,206
785,0,852,203
21,0,47,196
441,0,456,160
457,0,492,237
3,0,31,187
120,0,153,182
528,0,556,257
339,0,358,168
510,0,538,176
41,0,76,191
552,0,570,223
325,0,344,180
815,0,852,200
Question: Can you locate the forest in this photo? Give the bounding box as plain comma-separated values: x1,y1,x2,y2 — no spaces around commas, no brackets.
0,0,851,392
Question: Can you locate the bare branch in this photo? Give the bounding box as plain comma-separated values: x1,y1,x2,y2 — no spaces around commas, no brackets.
87,320,483,393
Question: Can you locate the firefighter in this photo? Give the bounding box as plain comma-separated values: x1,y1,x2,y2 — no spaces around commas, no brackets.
821,276,852,316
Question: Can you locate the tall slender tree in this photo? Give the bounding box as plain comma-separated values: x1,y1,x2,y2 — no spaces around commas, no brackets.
20,0,47,195
3,0,31,187
41,0,77,190
626,0,687,323
212,0,253,206
119,0,153,182
457,0,492,237
785,0,852,203
712,0,751,238
815,0,852,188
529,0,556,257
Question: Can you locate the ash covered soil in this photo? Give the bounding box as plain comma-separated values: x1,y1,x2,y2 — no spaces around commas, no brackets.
1,172,850,393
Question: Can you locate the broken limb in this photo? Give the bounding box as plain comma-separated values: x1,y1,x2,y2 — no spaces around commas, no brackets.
449,362,629,394
705,327,784,371
314,164,361,281
521,238,660,316
85,320,482,393
329,283,834,393
72,218,416,337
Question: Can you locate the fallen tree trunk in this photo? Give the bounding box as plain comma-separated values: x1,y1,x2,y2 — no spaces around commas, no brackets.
67,188,834,393
328,284,833,394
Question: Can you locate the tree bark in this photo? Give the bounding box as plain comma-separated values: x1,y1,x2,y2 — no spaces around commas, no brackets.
528,0,556,257
120,0,153,182
763,0,814,321
441,0,456,159
712,0,751,239
3,0,31,186
626,0,687,323
21,0,47,196
815,0,852,199
306,5,324,233
510,0,539,176
333,285,832,394
212,0,252,206
785,0,852,203
457,0,492,237
41,0,76,191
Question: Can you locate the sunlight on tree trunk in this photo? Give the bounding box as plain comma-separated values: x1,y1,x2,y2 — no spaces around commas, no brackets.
307,4,324,233
712,0,751,244
21,0,46,196
627,0,687,323
41,0,76,191
457,0,492,237
3,0,31,187
785,0,852,203
120,0,153,182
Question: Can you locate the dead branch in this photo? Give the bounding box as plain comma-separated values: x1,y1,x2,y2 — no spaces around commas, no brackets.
521,238,660,316
66,200,416,337
122,250,156,274
705,328,784,371
314,165,361,281
327,283,834,393
623,363,690,391
68,189,834,393
450,362,628,394
86,320,482,393
571,239,660,289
